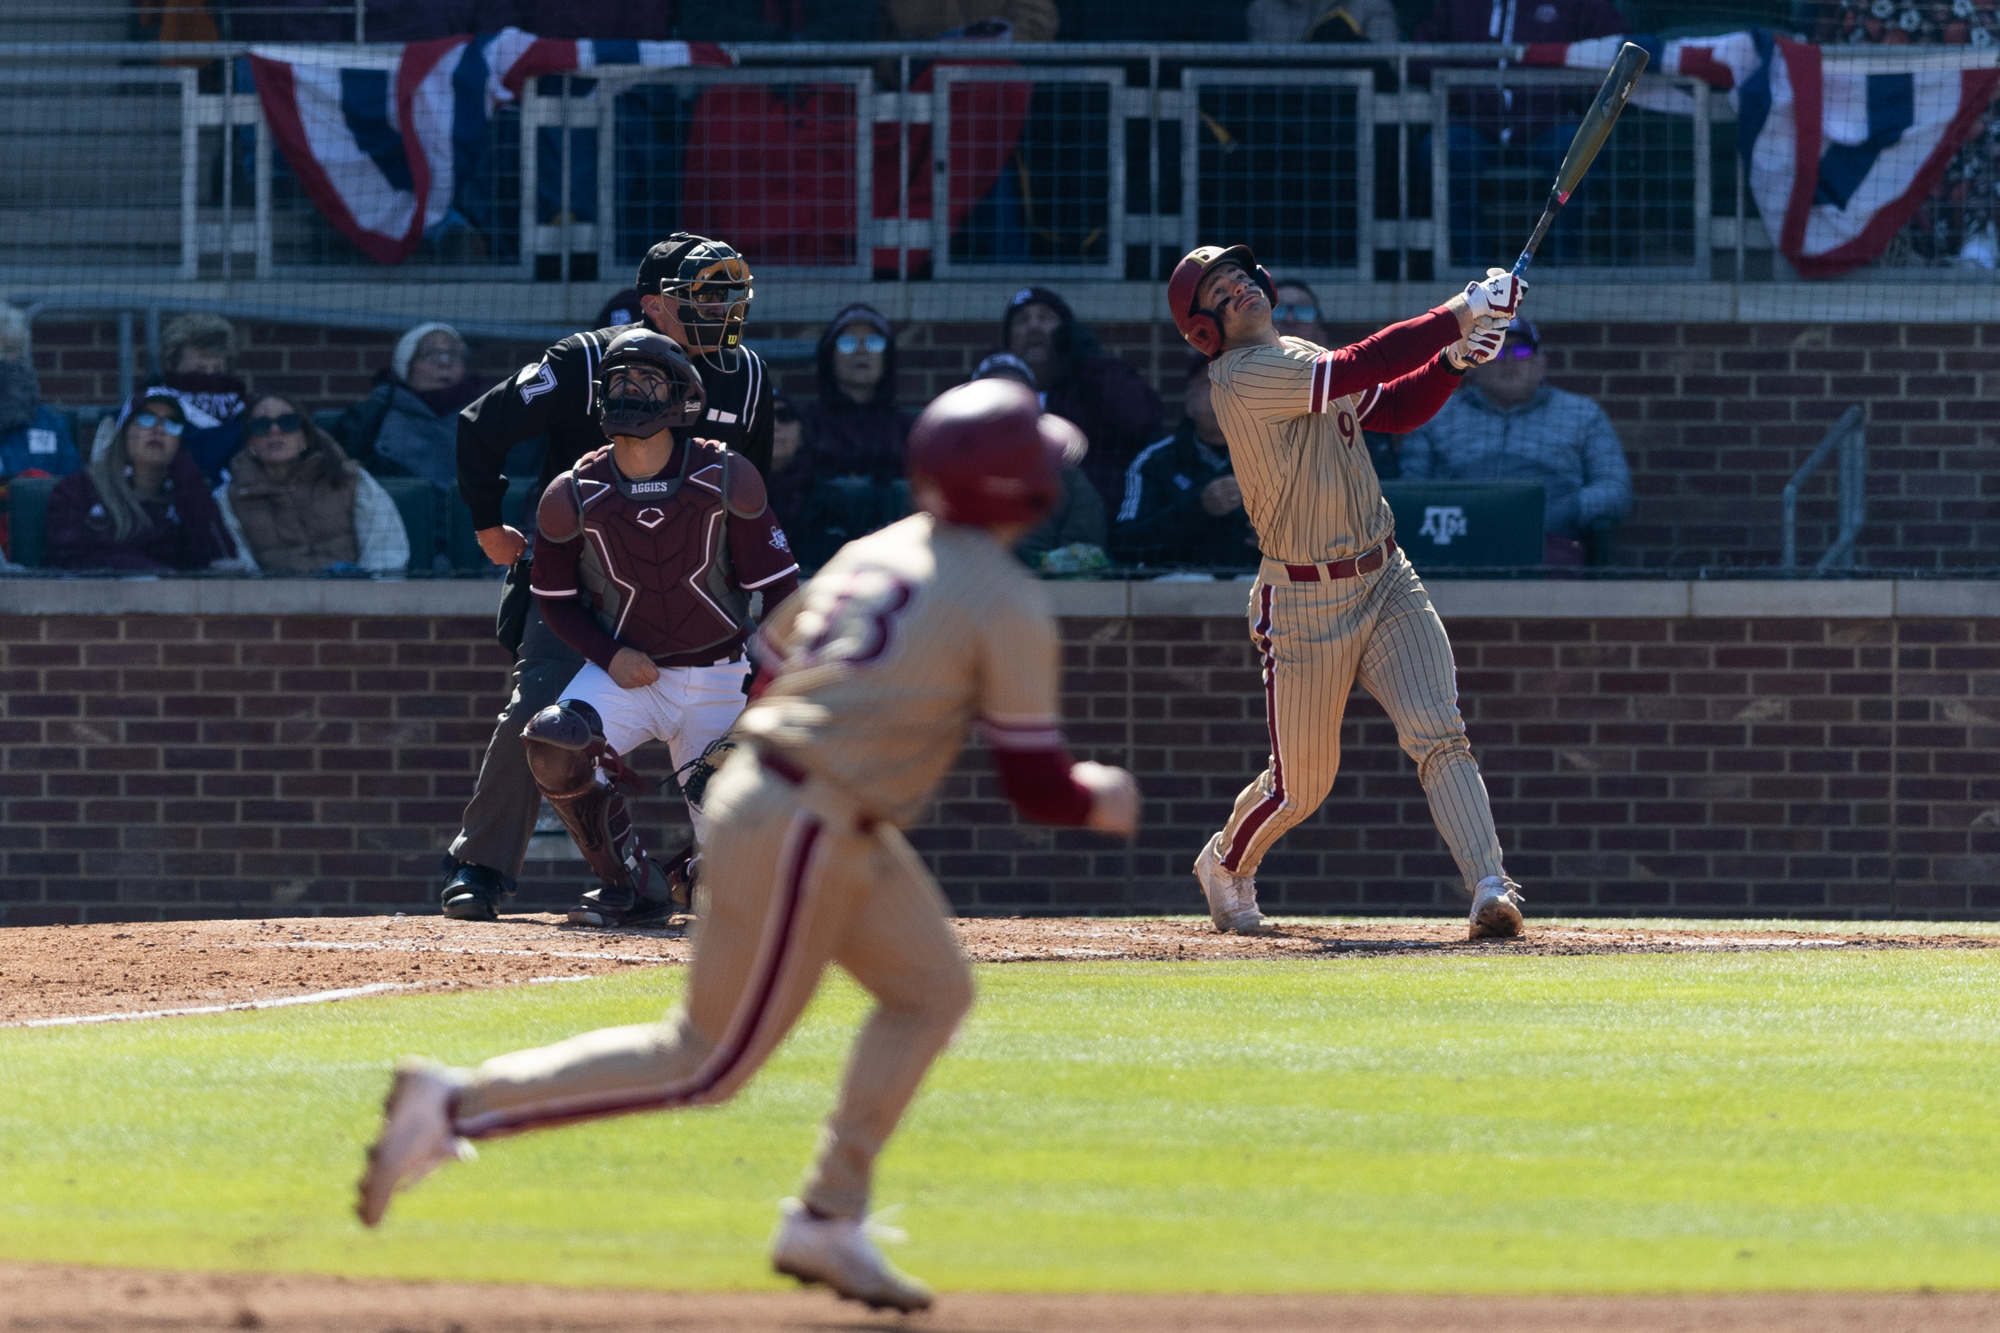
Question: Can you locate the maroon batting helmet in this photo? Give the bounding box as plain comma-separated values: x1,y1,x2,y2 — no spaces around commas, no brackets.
1167,244,1276,357
906,380,1083,527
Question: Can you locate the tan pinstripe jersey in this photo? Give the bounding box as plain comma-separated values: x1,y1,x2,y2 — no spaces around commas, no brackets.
1208,337,1397,565
738,513,1064,827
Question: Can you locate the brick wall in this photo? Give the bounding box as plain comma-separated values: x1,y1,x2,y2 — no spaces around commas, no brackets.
29,316,1999,573
2,608,1995,925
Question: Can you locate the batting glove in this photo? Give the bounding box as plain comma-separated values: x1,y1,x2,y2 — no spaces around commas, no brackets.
1072,761,1139,837
1462,267,1526,325
1445,320,1509,370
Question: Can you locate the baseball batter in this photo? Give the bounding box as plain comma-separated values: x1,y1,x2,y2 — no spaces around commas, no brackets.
356,380,1140,1313
1166,244,1528,940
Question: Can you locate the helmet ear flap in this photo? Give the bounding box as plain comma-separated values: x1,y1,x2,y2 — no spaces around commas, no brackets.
1185,312,1223,358
1255,266,1277,303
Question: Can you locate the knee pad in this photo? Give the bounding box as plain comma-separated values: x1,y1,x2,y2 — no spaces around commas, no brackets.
521,700,608,798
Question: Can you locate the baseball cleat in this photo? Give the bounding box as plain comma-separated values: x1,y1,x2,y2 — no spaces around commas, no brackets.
769,1198,934,1313
566,881,677,929
355,1059,475,1228
439,861,511,922
1194,835,1274,935
1469,876,1527,940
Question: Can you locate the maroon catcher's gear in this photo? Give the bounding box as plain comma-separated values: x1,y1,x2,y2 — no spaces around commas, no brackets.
532,439,797,670
592,328,707,441
520,700,660,909
905,380,1084,527
1167,244,1277,357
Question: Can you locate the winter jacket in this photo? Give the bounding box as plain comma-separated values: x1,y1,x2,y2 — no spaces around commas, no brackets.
0,361,78,478
514,1,675,37
44,448,235,572
1398,383,1632,537
1056,0,1244,39
219,0,512,42
1015,467,1107,569
338,372,491,490
1246,0,1400,42
1414,0,1630,142
1110,419,1259,570
879,0,1059,41
222,441,365,572
1000,287,1165,513
796,304,915,485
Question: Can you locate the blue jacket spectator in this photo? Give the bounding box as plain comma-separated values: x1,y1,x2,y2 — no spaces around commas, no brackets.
1398,320,1631,560
0,360,78,479
1111,354,1258,571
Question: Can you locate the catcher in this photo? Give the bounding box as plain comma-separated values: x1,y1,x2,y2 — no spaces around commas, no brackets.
357,379,1140,1312
521,328,797,926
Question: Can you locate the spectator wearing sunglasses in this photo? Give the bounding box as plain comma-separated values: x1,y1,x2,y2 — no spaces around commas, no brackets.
799,303,913,483
1399,318,1631,566
44,392,238,572
219,396,410,575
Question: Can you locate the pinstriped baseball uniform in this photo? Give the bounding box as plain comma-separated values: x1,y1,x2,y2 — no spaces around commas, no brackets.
449,515,1061,1220
1206,329,1507,892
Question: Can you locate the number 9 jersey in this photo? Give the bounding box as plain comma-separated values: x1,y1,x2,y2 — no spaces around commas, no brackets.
739,511,1064,829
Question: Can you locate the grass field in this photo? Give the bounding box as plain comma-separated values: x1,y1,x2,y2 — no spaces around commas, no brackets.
5,949,2000,1294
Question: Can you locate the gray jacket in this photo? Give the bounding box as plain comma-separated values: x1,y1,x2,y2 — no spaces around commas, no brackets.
1398,384,1632,537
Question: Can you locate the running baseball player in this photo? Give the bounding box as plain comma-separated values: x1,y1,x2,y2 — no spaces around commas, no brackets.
355,380,1140,1312
523,329,798,927
1166,243,1528,940
444,233,773,922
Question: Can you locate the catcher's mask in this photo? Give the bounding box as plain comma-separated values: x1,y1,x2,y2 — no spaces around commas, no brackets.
593,328,706,440
636,233,754,354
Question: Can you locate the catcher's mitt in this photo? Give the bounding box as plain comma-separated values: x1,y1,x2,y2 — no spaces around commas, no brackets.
676,734,739,810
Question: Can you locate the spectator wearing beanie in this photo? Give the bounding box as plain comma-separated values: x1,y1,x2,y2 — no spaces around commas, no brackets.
155,313,250,486
44,391,238,572
999,286,1163,511
337,322,492,490
221,394,409,575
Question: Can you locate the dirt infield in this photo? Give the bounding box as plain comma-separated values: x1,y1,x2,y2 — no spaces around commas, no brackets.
3,1261,1996,1333
2,913,1994,1027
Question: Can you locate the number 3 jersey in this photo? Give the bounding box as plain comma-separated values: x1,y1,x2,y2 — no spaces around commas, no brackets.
739,513,1065,828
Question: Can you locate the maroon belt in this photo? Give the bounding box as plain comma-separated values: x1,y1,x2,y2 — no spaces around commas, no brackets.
757,747,877,833
1283,537,1396,584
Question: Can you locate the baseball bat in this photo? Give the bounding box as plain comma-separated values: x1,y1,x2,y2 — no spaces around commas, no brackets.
1511,41,1651,278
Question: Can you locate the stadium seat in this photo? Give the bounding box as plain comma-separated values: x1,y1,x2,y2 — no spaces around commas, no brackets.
449,477,538,570
371,476,436,574
6,475,58,568
1379,481,1545,572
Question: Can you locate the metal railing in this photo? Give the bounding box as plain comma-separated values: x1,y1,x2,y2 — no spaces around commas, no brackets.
1782,405,1867,575
9,40,1987,290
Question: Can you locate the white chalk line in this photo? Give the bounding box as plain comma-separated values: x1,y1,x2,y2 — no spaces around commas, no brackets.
11,982,415,1030
253,940,677,965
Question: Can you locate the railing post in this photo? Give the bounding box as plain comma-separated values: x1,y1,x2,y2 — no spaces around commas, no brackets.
117,311,134,404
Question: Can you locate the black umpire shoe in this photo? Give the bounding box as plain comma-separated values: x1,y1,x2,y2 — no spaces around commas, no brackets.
440,860,514,922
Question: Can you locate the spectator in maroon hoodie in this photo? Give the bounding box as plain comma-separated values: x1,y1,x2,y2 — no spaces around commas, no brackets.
1414,0,1630,267
1001,286,1163,511
45,392,237,572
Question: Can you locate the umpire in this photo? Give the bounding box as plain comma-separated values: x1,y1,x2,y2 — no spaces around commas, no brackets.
440,233,774,921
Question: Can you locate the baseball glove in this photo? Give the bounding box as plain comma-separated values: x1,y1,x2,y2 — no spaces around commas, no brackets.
676,734,739,810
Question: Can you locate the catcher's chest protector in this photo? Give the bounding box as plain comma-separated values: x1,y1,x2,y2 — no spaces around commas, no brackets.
562,442,751,659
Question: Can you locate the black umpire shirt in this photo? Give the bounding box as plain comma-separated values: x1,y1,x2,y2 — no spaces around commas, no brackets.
456,322,775,533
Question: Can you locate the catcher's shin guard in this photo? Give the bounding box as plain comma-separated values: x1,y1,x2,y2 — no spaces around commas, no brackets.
521,701,651,895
